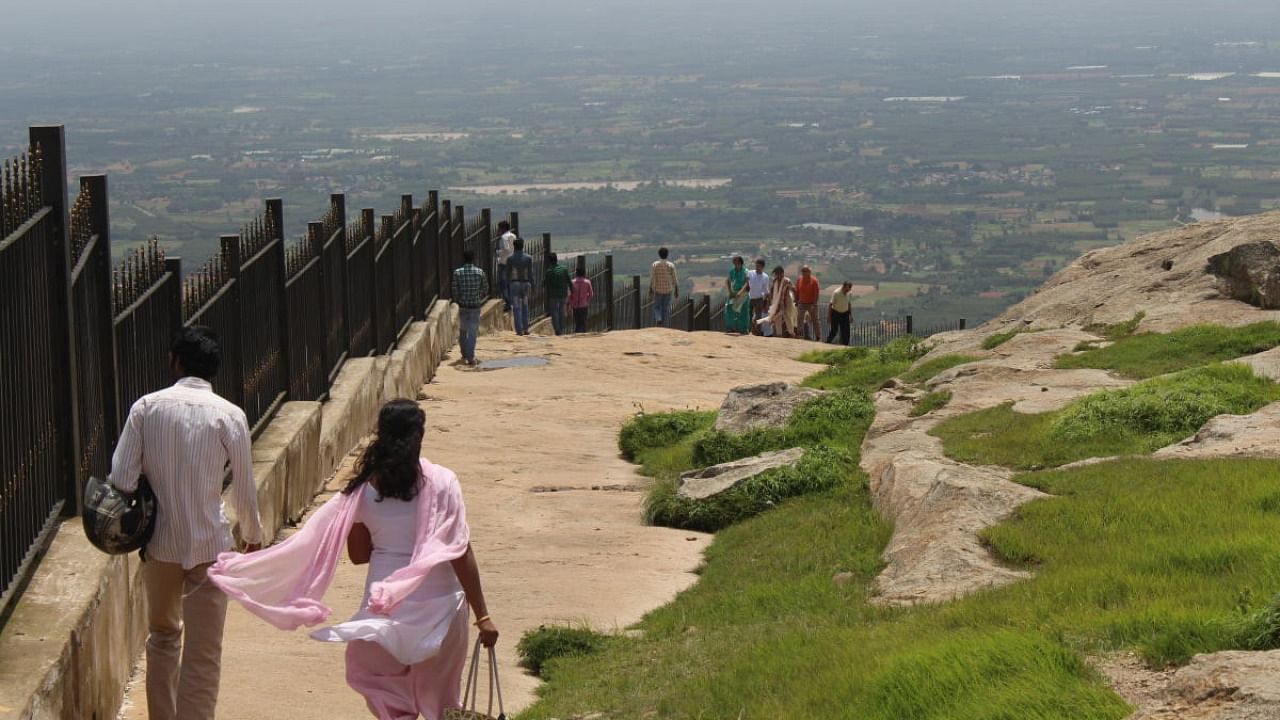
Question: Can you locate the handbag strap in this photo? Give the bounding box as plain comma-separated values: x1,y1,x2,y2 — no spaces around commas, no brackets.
460,639,506,718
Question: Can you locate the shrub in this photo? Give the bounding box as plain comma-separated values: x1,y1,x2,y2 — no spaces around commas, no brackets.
1056,322,1280,379
516,625,611,676
618,410,715,460
901,355,981,385
644,446,854,531
1051,363,1280,446
1231,594,1280,651
909,390,952,417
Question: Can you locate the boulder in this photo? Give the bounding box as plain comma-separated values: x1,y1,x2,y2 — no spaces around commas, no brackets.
713,382,824,433
677,448,805,500
1154,401,1280,460
1207,241,1280,310
1128,650,1280,719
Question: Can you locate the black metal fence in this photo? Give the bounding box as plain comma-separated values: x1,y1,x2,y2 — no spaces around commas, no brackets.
0,124,514,620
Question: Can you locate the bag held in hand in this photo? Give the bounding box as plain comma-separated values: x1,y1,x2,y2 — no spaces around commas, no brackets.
444,639,506,720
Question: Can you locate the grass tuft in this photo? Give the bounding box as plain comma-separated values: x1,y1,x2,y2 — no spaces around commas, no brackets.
618,410,715,460
1083,311,1146,341
1056,322,1280,379
516,625,611,677
690,389,874,466
909,390,953,417
802,337,928,392
982,328,1024,350
901,354,982,385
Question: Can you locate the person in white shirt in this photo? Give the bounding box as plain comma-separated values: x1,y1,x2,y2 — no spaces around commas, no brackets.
494,220,517,311
747,258,771,336
109,325,264,720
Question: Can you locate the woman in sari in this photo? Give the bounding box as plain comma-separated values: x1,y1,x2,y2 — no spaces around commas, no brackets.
724,256,750,334
209,400,499,720
763,265,798,338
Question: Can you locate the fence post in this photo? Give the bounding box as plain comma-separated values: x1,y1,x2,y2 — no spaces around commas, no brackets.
508,211,519,236
31,125,83,513
332,194,349,373
906,315,914,336
267,198,291,396
960,318,967,330
632,275,642,329
307,221,327,387
363,208,377,352
453,204,466,289
480,208,493,284
604,255,615,330
220,234,247,409
401,194,419,319
83,175,119,469
575,254,587,276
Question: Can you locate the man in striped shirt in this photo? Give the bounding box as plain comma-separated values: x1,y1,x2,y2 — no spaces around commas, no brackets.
109,326,263,720
649,246,679,327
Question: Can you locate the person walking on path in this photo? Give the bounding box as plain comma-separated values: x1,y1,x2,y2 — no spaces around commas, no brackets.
109,326,264,720
451,250,488,366
725,256,750,335
508,237,535,336
570,266,595,333
795,265,822,340
747,258,770,336
209,400,499,720
762,265,798,338
827,281,855,346
649,247,679,327
544,253,572,336
494,221,516,312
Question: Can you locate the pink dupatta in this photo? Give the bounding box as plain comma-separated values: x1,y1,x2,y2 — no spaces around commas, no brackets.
208,458,471,630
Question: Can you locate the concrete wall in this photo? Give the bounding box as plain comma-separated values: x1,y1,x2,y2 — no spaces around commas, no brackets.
0,299,461,720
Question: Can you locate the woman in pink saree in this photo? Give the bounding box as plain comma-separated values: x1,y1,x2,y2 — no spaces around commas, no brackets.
208,399,499,720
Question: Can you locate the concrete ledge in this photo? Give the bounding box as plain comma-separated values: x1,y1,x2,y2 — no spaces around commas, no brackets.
0,525,141,720
479,299,511,335
2,299,462,720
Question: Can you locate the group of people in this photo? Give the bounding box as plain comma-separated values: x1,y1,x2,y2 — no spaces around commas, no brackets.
108,327,498,720
649,249,858,345
452,221,598,365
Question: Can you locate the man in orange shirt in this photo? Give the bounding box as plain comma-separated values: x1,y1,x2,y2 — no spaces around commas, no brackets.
795,265,822,341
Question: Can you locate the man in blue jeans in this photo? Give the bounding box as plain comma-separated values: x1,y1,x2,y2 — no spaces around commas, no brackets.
649,246,679,327
508,237,535,335
451,249,488,365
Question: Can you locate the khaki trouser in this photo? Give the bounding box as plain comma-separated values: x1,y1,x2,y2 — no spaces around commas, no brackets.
143,559,228,720
797,303,821,340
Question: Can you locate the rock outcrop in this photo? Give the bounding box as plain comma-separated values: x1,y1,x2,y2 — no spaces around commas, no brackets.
677,448,805,500
713,382,824,433
1207,241,1280,310
1115,651,1280,719
1155,401,1280,461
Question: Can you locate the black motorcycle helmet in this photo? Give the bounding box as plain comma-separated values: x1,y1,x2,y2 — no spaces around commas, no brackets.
83,475,157,555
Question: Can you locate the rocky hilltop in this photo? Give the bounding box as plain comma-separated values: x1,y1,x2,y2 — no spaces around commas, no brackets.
865,210,1280,719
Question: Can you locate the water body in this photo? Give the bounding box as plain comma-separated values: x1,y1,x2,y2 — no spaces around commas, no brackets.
478,356,550,370
450,178,732,195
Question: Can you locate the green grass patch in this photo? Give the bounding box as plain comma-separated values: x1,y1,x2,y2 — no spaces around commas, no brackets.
1056,322,1280,379
901,354,982,385
932,364,1280,470
690,388,875,466
525,457,1280,718
1083,311,1146,341
801,337,928,392
982,328,1024,350
516,625,611,676
643,446,855,532
618,410,715,460
909,390,953,417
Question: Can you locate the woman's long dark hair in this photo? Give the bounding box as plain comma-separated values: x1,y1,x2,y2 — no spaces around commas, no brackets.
342,399,425,502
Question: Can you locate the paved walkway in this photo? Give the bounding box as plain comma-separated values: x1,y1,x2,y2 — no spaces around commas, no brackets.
119,328,818,718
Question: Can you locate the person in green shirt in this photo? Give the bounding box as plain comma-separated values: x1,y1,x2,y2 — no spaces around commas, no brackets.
544,253,573,335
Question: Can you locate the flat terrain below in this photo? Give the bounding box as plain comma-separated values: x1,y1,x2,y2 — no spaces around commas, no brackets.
119,328,818,718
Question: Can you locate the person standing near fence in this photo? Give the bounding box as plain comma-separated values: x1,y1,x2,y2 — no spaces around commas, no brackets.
108,326,264,720
494,221,516,312
544,253,572,336
795,265,822,341
747,258,770,336
508,237,535,336
762,266,798,339
570,266,594,333
725,256,750,335
827,281,855,346
649,247,679,327
451,250,488,366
